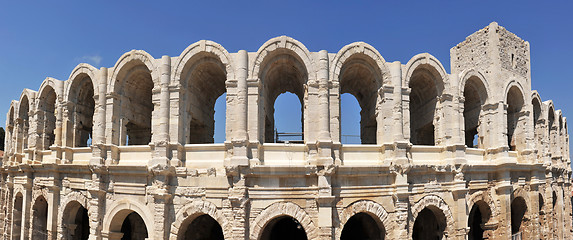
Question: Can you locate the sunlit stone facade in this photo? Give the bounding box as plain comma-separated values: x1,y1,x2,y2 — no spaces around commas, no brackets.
0,22,571,240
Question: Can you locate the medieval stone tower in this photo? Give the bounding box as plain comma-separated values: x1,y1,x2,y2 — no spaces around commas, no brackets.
0,22,570,240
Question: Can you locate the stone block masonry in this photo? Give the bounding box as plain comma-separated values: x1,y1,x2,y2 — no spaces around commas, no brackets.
0,22,570,240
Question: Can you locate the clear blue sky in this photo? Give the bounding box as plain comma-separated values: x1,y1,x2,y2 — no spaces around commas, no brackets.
0,1,571,148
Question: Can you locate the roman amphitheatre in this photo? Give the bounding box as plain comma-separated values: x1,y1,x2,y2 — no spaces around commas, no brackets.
0,22,570,240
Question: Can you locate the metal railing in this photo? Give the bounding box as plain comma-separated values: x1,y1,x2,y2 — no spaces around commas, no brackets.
511,232,522,240
274,130,303,143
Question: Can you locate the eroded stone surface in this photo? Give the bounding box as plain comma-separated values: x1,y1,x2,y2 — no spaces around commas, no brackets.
0,22,570,240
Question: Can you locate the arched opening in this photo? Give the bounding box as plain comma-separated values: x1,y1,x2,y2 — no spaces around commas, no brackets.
559,116,564,156
340,93,361,144
120,212,148,240
339,54,381,144
260,216,307,240
553,191,558,208
117,62,153,146
260,50,307,143
506,86,524,151
273,92,302,143
532,98,542,156
6,107,14,157
183,54,227,144
463,77,487,148
539,193,544,212
31,196,49,240
12,193,23,240
178,214,224,240
341,212,385,240
213,93,226,143
18,96,30,153
412,207,447,240
532,98,541,130
62,201,89,240
468,201,491,240
548,107,556,157
69,75,95,147
511,196,527,235
38,86,57,150
409,67,442,146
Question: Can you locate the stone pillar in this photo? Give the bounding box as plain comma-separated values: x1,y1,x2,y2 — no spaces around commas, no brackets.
91,67,107,166
391,62,410,164
150,56,171,167
26,107,39,163
54,97,63,148
316,50,333,166
495,171,512,239
393,173,409,239
228,176,249,240
316,165,335,240
87,167,105,240
21,172,32,240
47,183,60,240
452,182,468,239
529,176,542,240
150,179,171,240
247,76,261,164
230,50,249,166
96,68,107,145
4,175,13,239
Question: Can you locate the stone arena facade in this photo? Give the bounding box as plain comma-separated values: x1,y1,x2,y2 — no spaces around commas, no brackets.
0,22,571,240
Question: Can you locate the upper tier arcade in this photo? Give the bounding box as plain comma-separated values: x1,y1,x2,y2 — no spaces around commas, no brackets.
3,22,570,172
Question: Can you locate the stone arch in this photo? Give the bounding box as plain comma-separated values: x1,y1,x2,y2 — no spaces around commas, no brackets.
250,36,316,81
5,102,17,161
110,50,157,146
511,190,529,236
16,90,35,155
66,67,97,147
563,118,569,160
331,42,390,144
170,200,228,240
459,69,489,148
410,194,455,239
250,201,318,240
37,78,62,150
531,91,542,128
65,63,99,102
38,77,63,102
330,42,391,85
458,69,491,101
109,50,158,91
531,91,543,158
545,101,557,159
58,191,89,223
512,187,530,204
557,110,565,157
173,40,235,83
12,190,24,240
467,190,497,219
404,53,448,146
59,192,90,240
174,41,232,144
102,198,154,238
7,101,16,127
337,200,390,240
31,194,49,240
505,82,527,151
252,36,314,143
467,191,496,240
403,53,448,90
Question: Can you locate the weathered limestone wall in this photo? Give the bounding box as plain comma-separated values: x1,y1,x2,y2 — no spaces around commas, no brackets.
0,22,571,240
